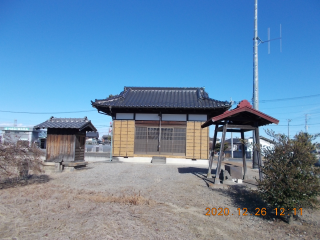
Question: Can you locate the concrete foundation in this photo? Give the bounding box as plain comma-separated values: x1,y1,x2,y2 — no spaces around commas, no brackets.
63,166,75,172
225,165,243,179
113,156,210,165
85,152,110,162
42,162,57,174
42,161,87,174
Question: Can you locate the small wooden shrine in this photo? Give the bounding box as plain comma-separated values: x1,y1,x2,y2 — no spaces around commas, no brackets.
201,100,279,183
35,117,97,163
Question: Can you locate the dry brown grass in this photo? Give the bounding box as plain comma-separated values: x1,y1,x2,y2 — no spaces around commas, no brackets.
0,182,163,239
1,163,320,240
76,190,154,205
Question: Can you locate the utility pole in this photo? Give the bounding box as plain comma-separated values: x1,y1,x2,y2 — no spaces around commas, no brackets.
252,0,281,170
252,0,259,169
305,114,308,132
287,119,291,139
252,0,281,111
253,0,259,110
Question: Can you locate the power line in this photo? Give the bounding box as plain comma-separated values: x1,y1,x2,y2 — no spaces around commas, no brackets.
268,122,320,127
260,93,320,103
260,102,320,110
0,110,96,114
4,106,320,116
277,113,320,121
263,110,320,116
233,93,320,105
270,124,303,127
3,93,320,115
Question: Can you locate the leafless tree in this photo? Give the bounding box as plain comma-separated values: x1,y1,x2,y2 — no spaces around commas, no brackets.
0,138,44,181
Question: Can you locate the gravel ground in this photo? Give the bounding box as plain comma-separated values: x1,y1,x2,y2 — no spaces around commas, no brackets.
0,162,320,239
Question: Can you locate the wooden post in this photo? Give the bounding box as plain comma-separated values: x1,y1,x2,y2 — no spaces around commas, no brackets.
255,126,262,181
158,113,161,154
252,121,259,169
207,124,218,178
215,123,227,184
241,130,247,179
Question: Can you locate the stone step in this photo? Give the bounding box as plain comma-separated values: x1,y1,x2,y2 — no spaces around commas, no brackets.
62,161,88,167
151,156,166,164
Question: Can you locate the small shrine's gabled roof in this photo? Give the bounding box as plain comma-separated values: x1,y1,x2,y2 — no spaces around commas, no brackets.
35,117,97,132
201,100,279,128
91,87,231,115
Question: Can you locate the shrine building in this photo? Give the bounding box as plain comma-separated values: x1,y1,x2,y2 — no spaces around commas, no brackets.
91,87,231,160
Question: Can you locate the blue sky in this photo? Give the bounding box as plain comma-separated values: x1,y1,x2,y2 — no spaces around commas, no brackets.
0,0,319,140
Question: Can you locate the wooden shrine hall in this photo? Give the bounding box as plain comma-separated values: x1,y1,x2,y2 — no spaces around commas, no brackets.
35,117,97,163
201,100,279,183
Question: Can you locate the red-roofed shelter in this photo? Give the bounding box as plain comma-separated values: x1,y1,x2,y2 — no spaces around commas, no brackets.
201,100,279,183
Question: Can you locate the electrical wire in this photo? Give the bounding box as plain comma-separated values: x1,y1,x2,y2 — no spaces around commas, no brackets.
260,103,320,110
1,93,320,115
233,93,320,105
0,110,96,114
260,93,320,103
267,122,320,127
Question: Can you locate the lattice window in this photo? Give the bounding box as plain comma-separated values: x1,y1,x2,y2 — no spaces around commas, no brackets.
134,126,186,155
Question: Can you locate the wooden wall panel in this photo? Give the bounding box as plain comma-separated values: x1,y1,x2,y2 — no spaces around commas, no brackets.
46,134,75,162
186,121,209,160
186,122,195,159
113,120,121,134
75,135,85,161
126,120,135,157
113,147,120,156
112,120,121,156
120,121,127,156
112,120,135,157
200,121,209,159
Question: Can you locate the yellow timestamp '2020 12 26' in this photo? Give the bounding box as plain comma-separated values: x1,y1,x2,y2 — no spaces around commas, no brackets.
205,208,302,216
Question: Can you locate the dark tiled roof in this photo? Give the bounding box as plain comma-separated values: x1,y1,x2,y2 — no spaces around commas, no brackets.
92,87,231,111
86,131,99,138
35,117,97,131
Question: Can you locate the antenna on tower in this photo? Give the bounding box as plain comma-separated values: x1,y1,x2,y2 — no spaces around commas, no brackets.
260,25,282,54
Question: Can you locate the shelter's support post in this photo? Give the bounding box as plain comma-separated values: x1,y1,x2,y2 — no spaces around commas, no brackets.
252,125,259,169
215,123,227,184
110,120,113,161
255,126,262,181
207,124,218,178
241,130,247,179
158,113,161,153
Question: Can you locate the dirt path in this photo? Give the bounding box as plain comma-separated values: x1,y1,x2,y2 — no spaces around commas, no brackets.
0,162,319,239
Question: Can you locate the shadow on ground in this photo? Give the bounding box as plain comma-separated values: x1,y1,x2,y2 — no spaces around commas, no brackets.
178,167,217,187
0,174,51,190
74,166,95,171
178,167,291,222
178,167,216,175
211,185,288,221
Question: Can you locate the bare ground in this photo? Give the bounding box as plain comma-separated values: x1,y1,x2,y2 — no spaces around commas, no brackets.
0,162,320,240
